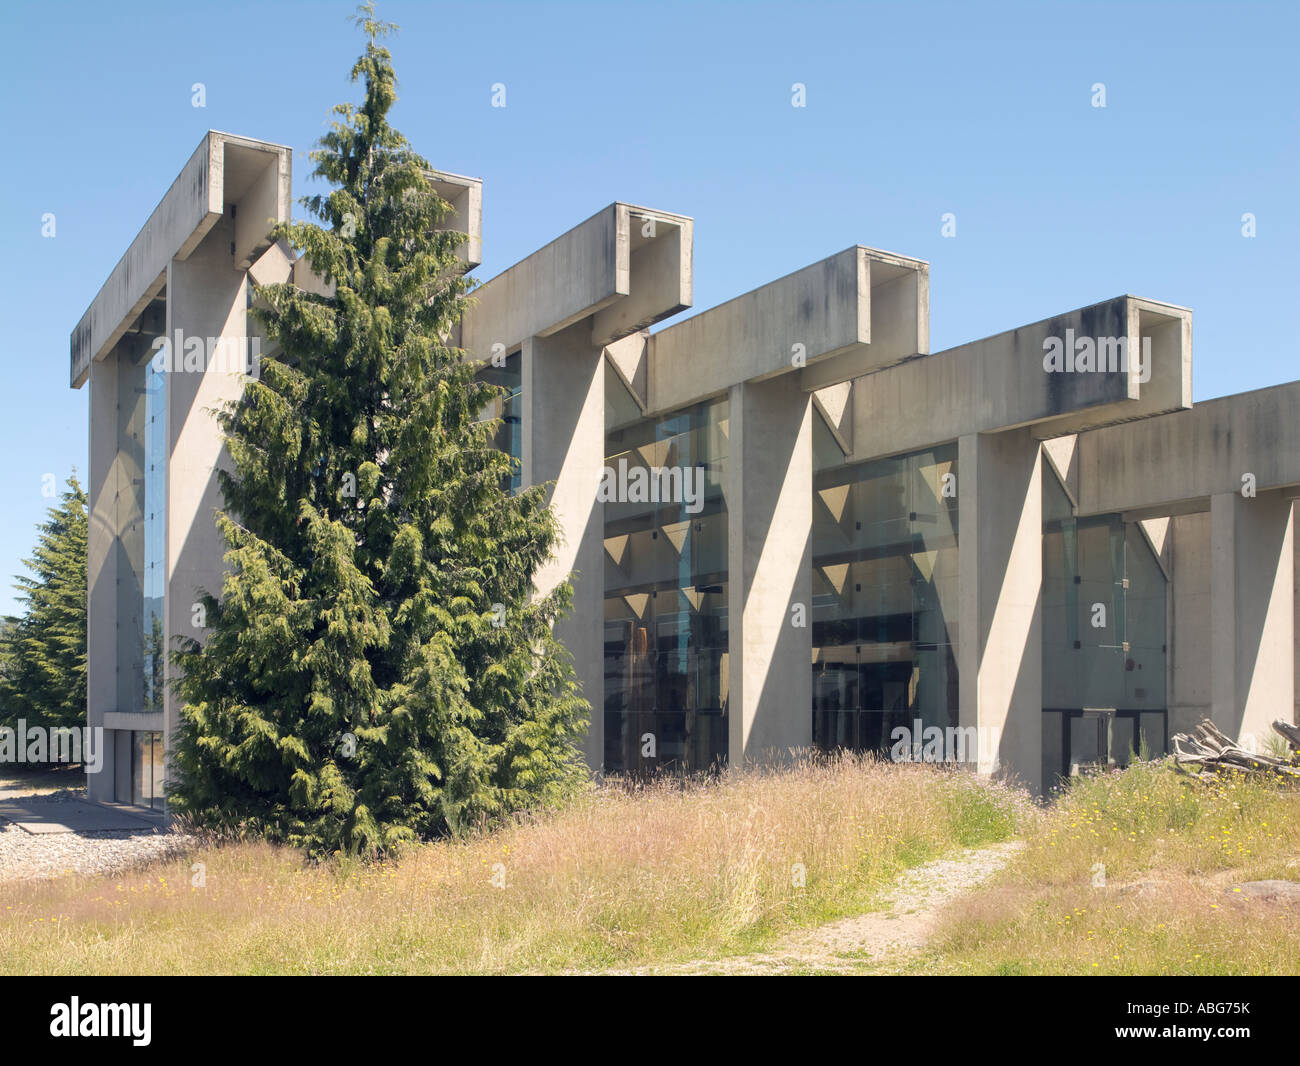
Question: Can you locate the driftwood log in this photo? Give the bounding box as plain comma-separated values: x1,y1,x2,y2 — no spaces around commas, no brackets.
1171,719,1300,782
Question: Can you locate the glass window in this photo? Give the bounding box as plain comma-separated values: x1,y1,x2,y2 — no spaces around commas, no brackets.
130,730,164,809
476,351,522,493
811,441,960,755
116,346,166,715
1041,458,1168,787
603,392,729,774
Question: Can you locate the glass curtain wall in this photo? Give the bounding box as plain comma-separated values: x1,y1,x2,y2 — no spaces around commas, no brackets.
811,423,960,754
603,370,729,774
1042,459,1167,787
116,344,166,716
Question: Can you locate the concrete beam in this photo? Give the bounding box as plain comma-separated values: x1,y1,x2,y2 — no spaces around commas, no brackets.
852,296,1192,462
71,131,291,388
462,203,692,358
1075,382,1300,516
647,246,927,416
428,169,483,270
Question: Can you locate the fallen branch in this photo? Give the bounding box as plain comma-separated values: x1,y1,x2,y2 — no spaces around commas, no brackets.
1170,718,1300,783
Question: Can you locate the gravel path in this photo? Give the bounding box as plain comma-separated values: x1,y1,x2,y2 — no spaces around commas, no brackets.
607,840,1024,975
0,776,195,884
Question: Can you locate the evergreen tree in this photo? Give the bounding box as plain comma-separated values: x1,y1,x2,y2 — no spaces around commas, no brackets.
0,476,88,735
169,4,589,856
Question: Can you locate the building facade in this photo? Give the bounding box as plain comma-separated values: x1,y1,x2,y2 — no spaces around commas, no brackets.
71,131,1299,805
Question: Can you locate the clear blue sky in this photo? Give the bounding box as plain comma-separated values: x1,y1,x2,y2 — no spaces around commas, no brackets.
0,0,1296,615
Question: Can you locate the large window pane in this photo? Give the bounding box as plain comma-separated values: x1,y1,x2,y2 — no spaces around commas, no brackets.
604,390,729,774
811,441,960,755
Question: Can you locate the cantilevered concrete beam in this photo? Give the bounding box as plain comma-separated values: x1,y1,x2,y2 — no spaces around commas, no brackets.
646,245,927,416
1073,383,1300,517
460,203,692,359
852,296,1192,462
71,131,291,388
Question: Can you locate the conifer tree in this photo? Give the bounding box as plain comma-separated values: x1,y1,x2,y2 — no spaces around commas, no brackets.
0,476,88,735
169,4,589,855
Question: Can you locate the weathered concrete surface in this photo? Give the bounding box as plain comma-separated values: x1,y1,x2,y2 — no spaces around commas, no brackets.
727,375,813,763
1075,382,1300,517
853,296,1190,462
958,429,1042,792
462,203,692,359
428,169,483,269
649,246,926,416
1210,491,1295,747
524,324,608,767
1168,511,1212,739
71,132,291,388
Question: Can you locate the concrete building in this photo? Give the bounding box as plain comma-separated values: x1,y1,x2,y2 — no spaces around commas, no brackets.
71,131,1299,806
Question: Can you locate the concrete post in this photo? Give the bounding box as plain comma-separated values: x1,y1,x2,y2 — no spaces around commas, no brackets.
522,323,607,769
165,216,250,787
1210,490,1295,746
727,375,813,765
958,429,1042,792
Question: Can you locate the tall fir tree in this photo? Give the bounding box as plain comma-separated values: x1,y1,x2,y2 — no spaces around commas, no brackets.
169,4,589,856
0,476,88,735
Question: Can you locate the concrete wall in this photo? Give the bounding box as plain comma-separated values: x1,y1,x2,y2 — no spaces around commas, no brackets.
1168,511,1211,738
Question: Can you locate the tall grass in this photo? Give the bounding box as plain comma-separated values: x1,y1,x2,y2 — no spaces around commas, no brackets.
927,760,1300,975
0,755,1027,975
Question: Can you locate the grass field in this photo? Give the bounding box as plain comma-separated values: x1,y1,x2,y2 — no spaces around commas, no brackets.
919,760,1300,975
1,754,1296,975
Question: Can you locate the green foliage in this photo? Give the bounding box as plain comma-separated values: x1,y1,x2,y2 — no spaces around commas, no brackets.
0,476,88,735
169,5,589,856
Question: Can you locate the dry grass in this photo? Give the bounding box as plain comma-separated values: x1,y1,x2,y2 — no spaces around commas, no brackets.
0,755,1027,975
922,759,1300,975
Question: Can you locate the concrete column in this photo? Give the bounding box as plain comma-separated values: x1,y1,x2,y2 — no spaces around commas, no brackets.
165,216,250,788
86,353,120,802
522,322,606,769
727,375,813,765
1210,490,1294,745
957,429,1042,792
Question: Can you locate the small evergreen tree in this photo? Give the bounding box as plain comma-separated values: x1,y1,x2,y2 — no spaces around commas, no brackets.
169,4,589,855
0,476,88,736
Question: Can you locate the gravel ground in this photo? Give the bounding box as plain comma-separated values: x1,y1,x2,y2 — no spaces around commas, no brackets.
0,777,196,884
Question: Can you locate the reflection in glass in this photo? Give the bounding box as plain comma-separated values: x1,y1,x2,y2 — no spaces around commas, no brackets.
116,346,166,716
1041,459,1167,788
810,440,960,755
142,358,166,711
130,730,164,810
603,387,729,774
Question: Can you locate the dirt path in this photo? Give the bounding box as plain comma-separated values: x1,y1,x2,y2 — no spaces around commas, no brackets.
616,840,1023,975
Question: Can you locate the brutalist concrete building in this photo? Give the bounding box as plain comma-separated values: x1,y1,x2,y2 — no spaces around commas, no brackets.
71,131,1299,806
